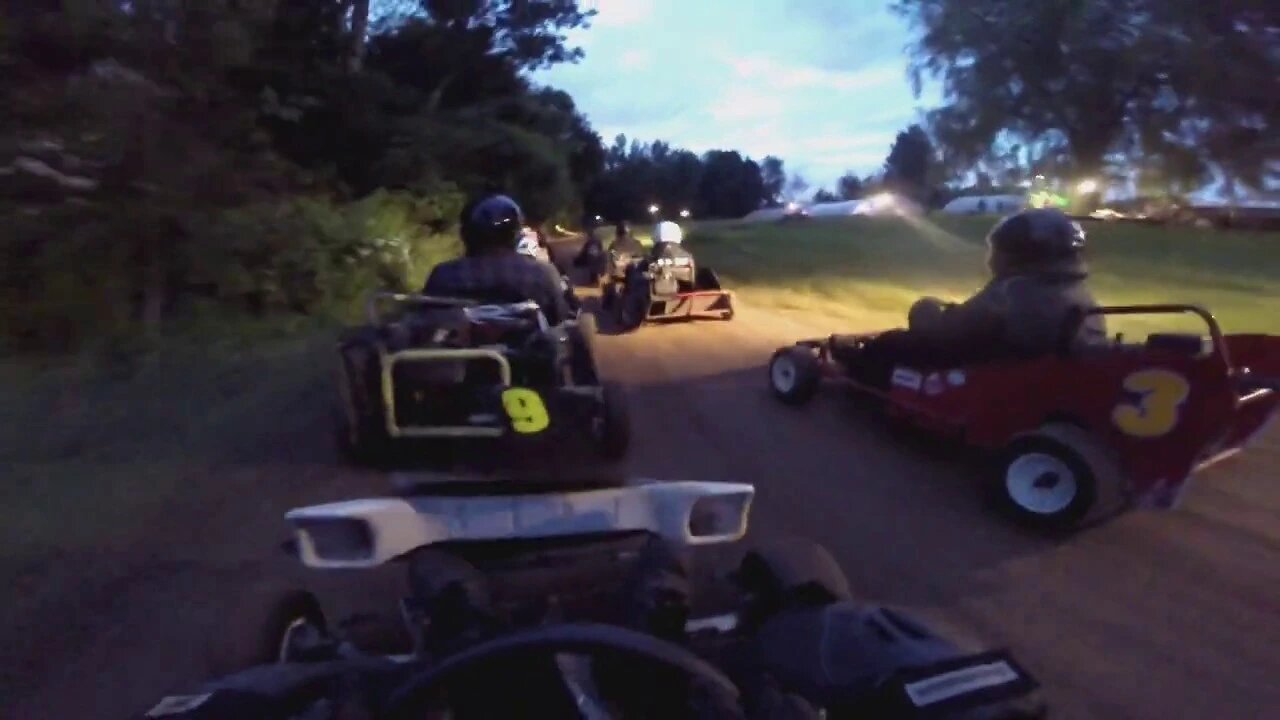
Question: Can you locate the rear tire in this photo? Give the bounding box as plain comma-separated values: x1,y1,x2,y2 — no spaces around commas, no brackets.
596,381,631,460
768,346,820,405
993,427,1099,530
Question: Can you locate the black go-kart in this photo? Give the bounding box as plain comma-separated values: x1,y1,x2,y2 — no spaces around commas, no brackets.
601,254,735,333
144,479,1046,720
335,292,629,469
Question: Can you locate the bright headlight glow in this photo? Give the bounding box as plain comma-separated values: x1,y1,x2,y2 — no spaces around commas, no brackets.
648,204,660,214
870,192,895,207
1077,179,1098,193
679,209,691,218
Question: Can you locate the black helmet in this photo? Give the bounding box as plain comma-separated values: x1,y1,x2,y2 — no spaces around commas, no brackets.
986,208,1086,271
614,220,630,237
460,194,524,253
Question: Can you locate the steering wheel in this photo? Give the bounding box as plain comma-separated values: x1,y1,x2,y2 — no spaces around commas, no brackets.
385,623,746,720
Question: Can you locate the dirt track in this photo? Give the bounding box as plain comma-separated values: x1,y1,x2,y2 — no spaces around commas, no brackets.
6,245,1280,719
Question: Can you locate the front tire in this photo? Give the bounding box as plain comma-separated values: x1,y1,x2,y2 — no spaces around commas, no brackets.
994,428,1099,530
206,586,328,675
768,346,820,405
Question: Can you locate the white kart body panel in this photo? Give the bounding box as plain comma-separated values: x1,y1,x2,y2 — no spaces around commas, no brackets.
287,481,754,569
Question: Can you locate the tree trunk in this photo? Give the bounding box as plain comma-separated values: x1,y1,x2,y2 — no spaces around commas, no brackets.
348,0,370,72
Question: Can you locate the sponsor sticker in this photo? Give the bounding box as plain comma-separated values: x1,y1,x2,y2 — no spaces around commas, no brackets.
891,368,923,391
146,694,212,717
903,661,1021,707
924,373,945,396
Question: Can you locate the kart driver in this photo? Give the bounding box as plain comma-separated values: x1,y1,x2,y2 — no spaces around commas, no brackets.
424,193,573,326
609,219,645,257
844,208,1106,388
650,220,695,266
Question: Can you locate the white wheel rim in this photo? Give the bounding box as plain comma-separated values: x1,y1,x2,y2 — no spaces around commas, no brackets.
771,355,797,393
1006,452,1078,515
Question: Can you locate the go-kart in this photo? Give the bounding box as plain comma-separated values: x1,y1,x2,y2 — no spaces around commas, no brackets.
335,292,629,469
140,479,1045,719
767,304,1280,530
602,255,735,333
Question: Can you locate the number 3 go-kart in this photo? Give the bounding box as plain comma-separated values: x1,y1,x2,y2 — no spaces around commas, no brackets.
601,255,735,333
336,292,630,470
768,305,1280,530
145,479,1045,720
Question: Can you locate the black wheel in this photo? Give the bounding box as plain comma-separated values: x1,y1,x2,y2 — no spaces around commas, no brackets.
993,428,1099,530
734,539,851,630
768,346,820,405
602,282,618,310
616,283,648,333
722,296,735,321
595,381,631,460
206,586,327,675
335,349,389,466
567,314,601,386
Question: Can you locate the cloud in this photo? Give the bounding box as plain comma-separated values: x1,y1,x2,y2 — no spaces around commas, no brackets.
588,0,656,28
618,49,652,71
536,0,936,187
726,56,901,92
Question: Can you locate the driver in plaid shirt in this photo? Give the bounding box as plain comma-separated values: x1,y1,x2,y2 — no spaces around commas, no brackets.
424,194,573,326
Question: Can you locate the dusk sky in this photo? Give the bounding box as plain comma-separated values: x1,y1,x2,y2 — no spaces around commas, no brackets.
535,0,943,191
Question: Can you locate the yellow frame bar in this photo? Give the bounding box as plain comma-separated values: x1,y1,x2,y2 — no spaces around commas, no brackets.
381,348,512,438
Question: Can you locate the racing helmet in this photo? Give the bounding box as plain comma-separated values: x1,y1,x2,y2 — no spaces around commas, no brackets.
986,208,1086,273
653,220,684,245
460,194,524,253
614,220,630,237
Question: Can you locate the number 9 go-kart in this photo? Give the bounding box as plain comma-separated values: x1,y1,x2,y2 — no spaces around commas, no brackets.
602,255,735,333
147,478,1045,720
336,292,630,469
767,305,1280,530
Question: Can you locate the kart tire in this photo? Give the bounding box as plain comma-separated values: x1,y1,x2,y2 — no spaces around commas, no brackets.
567,314,601,386
596,381,631,460
722,296,735,322
602,282,618,310
768,346,820,405
616,285,647,334
734,539,852,629
335,348,390,466
994,426,1100,530
206,585,327,675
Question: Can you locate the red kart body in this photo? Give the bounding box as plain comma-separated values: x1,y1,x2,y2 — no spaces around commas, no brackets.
775,305,1280,520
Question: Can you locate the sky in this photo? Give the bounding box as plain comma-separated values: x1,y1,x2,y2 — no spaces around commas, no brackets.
535,0,943,192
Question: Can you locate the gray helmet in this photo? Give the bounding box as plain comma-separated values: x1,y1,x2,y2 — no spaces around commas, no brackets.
986,208,1086,266
460,194,524,252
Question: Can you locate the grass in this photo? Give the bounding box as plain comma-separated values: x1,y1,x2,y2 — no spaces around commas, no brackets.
687,215,1280,336
0,328,334,575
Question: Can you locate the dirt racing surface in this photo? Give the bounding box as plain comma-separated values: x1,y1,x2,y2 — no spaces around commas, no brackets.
5,242,1280,719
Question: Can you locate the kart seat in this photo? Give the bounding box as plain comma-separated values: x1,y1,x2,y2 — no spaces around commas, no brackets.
829,334,868,365
1146,333,1206,357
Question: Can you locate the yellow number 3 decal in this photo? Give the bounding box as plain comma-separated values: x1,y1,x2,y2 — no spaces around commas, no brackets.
1111,369,1191,438
501,387,550,434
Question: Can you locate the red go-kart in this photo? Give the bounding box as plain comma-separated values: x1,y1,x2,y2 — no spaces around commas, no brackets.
767,305,1280,530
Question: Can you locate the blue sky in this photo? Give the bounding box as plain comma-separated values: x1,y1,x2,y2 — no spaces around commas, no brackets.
535,0,943,191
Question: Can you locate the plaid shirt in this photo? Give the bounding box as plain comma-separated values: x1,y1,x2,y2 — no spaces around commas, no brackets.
423,252,572,326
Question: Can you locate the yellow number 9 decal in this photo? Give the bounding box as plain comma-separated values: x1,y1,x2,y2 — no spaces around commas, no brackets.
1111,369,1191,438
501,387,550,434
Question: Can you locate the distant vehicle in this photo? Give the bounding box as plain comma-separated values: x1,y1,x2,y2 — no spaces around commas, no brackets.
940,194,1027,215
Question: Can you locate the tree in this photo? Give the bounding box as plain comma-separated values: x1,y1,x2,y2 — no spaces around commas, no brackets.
760,156,786,207
894,0,1279,190
813,189,840,203
784,173,810,202
837,172,864,200
883,124,934,200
